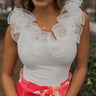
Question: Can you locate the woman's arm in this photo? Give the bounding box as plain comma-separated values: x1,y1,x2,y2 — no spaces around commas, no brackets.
1,26,18,96
66,12,90,96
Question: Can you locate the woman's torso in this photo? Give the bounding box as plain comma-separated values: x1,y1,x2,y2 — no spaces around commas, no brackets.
8,0,85,86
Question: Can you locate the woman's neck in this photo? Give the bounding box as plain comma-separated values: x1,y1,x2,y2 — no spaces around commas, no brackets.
32,2,60,18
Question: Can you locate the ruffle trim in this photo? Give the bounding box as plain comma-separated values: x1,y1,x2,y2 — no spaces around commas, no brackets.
7,0,85,57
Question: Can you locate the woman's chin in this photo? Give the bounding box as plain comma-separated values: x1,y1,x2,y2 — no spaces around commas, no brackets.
32,0,48,8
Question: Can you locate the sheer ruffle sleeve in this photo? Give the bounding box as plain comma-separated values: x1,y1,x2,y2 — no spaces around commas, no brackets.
7,8,36,43
56,0,85,44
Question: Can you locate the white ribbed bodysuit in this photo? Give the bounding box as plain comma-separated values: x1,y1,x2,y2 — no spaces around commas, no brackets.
8,0,85,86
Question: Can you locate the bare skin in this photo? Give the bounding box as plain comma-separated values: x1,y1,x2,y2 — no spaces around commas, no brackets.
1,0,89,96
1,26,18,96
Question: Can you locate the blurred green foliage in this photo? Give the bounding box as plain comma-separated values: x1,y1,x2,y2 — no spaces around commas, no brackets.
0,12,9,35
81,34,96,96
0,12,96,96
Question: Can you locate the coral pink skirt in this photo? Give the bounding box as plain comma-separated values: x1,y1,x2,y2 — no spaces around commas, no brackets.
16,68,72,96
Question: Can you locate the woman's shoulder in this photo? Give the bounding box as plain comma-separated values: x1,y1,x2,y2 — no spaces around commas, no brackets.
81,11,89,30
7,25,12,32
5,25,17,44
82,11,89,23
6,25,18,42
81,11,90,35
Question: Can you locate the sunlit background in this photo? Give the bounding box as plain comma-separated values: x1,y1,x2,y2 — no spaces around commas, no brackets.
0,0,96,96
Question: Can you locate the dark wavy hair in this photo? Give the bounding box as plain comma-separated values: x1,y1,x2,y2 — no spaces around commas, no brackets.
18,0,67,12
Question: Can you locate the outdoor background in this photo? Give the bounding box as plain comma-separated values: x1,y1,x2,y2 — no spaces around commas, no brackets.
0,0,96,96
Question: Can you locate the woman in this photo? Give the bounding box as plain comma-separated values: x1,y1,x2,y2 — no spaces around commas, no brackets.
1,0,89,96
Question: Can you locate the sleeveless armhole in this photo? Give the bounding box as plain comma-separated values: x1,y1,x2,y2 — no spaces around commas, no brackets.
7,9,20,43
7,8,36,43
69,0,85,44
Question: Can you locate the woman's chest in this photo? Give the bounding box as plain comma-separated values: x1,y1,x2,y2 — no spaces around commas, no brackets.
17,30,77,67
